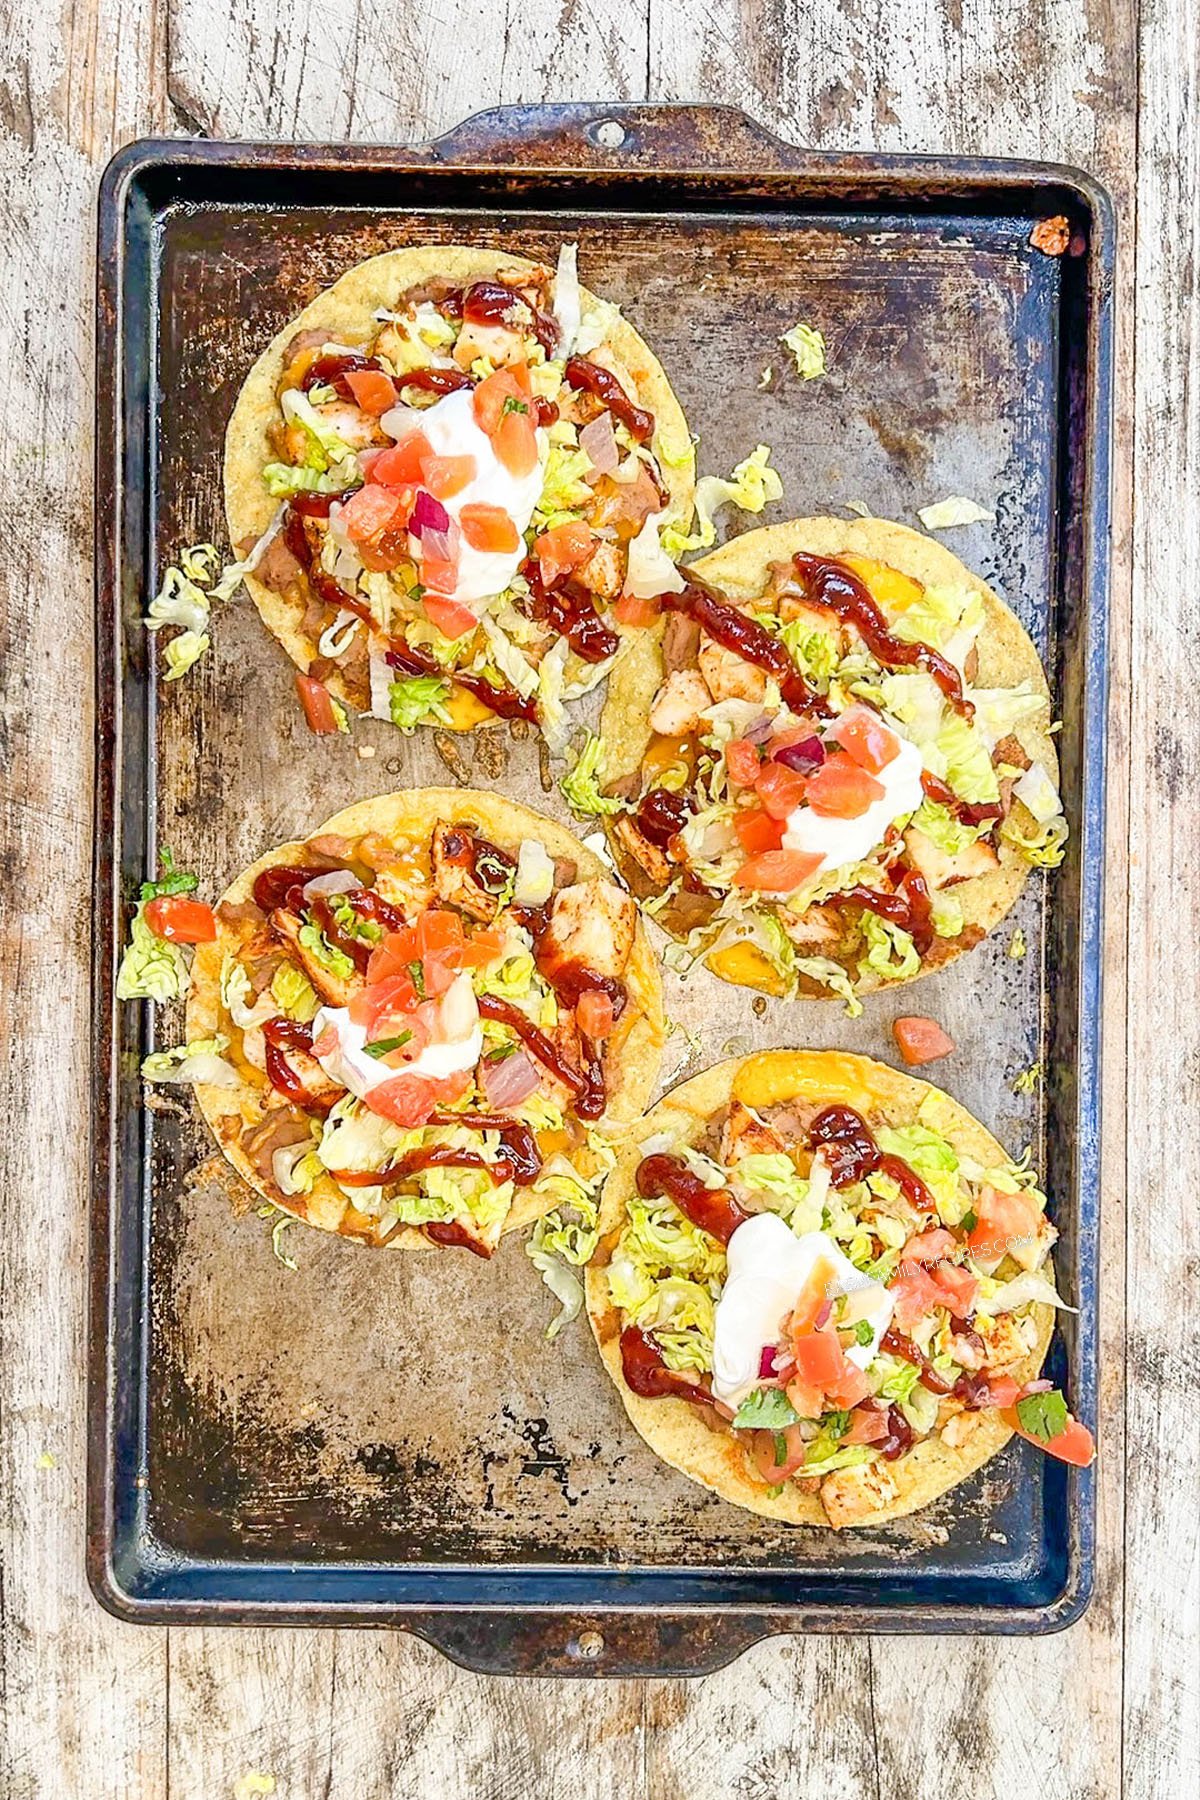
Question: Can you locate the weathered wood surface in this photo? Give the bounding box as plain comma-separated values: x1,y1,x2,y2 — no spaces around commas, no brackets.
0,0,1192,1793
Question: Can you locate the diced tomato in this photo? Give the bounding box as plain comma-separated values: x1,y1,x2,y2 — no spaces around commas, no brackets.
370,434,433,489
459,926,506,969
828,703,900,774
927,1262,978,1318
612,593,660,627
791,1327,847,1389
900,1227,958,1266
845,1404,892,1444
789,1259,839,1337
966,1185,1042,1267
983,1375,1022,1409
494,406,538,477
420,553,459,596
421,453,477,500
893,1015,957,1066
456,503,518,554
754,761,810,821
734,808,784,855
824,1363,873,1409
339,483,405,545
143,895,217,943
294,673,341,735
366,929,420,986
1002,1406,1095,1466
534,520,594,585
577,990,615,1040
803,754,886,819
417,909,469,996
725,739,763,789
423,592,478,640
363,1074,441,1128
344,368,399,415
471,366,528,434
733,849,823,893
887,1265,950,1330
750,1425,807,1483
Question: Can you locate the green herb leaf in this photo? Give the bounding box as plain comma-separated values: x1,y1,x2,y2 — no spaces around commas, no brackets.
854,1319,875,1347
1016,1389,1070,1441
502,397,529,417
363,1032,413,1060
139,846,200,902
407,960,426,1000
732,1386,801,1431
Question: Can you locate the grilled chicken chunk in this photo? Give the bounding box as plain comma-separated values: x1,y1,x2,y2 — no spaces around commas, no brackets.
648,668,711,736
903,825,1000,890
697,635,768,704
540,879,636,981
720,1100,786,1166
269,909,362,1007
431,822,508,923
820,1458,900,1529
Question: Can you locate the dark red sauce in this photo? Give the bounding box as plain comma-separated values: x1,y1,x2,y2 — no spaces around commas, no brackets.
299,351,385,402
395,367,473,398
436,824,516,898
306,888,405,974
879,1326,954,1395
634,1152,749,1245
920,769,1003,827
430,1113,543,1184
289,487,361,519
635,785,693,849
662,581,830,715
262,1017,334,1115
330,1114,541,1191
880,1403,916,1460
808,1105,936,1214
522,568,619,664
840,869,935,955
791,552,972,718
461,280,560,357
423,1220,491,1258
952,1370,998,1411
385,644,539,724
283,506,375,624
252,864,335,914
475,994,588,1103
620,1326,712,1406
564,355,654,442
545,960,627,1021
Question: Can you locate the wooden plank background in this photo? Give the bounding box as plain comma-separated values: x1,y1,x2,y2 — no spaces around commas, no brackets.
0,0,1194,1793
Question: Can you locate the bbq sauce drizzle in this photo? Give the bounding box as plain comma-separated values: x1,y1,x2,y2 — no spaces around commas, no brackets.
662,580,829,715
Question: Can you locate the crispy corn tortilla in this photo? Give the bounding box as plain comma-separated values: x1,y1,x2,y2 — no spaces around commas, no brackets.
224,246,696,726
600,516,1059,994
586,1049,1055,1527
186,788,665,1250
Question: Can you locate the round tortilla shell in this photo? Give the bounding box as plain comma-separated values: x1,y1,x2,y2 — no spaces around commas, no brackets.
585,1048,1055,1527
224,246,696,724
185,787,665,1250
600,516,1059,995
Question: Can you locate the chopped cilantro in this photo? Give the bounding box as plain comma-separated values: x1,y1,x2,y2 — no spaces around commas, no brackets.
139,846,199,902
854,1319,875,1347
1016,1389,1069,1441
408,960,426,999
731,1386,801,1431
363,1032,413,1059
501,397,529,417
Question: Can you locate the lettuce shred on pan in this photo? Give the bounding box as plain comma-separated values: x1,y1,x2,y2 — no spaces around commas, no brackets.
917,495,995,530
780,321,827,379
662,444,783,556
561,734,622,817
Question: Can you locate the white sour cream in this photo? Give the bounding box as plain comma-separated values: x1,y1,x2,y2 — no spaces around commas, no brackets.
311,980,482,1102
782,731,924,879
711,1214,894,1406
384,387,547,606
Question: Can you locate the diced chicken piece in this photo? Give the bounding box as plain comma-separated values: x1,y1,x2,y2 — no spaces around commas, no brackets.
648,668,712,737
940,1409,983,1450
662,611,702,672
540,879,636,981
269,909,362,1007
720,1100,785,1166
453,316,529,370
780,905,843,949
946,1329,987,1371
1007,1213,1058,1273
578,537,624,600
820,1458,900,1529
311,401,385,451
610,815,673,887
979,1314,1031,1372
903,826,1000,890
698,635,768,703
993,732,1033,773
431,822,506,923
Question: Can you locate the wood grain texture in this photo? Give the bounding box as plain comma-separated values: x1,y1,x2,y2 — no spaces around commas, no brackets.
0,0,1188,1787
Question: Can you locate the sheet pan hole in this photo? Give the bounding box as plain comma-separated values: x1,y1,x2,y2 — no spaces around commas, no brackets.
588,119,628,150
568,1629,605,1660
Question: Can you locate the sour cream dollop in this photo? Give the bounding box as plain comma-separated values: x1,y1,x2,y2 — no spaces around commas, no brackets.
782,732,923,880
382,386,547,606
711,1214,894,1406
311,975,482,1102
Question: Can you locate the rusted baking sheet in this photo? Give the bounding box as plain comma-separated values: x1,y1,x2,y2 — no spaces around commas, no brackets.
91,103,1112,1675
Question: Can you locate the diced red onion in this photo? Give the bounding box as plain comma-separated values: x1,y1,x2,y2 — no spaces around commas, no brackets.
481,1047,540,1109
758,1345,777,1379
742,715,776,745
420,525,453,562
772,735,826,774
302,870,361,901
579,411,619,477
1018,1378,1055,1396
814,1297,832,1330
411,490,450,536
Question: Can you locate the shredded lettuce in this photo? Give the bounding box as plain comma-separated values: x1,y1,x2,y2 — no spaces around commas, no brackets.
389,674,452,732
929,713,1000,805
525,1244,585,1339
561,734,623,816
297,921,355,982
910,798,990,857
1000,813,1068,867
969,684,1046,746
141,1035,237,1087
279,388,357,474
731,1154,822,1232
875,1123,959,1175
162,629,210,681
930,891,964,938
780,321,827,379
779,618,840,683
898,1382,940,1434
534,443,592,523
858,913,920,981
117,911,190,1003
271,961,320,1022
262,462,359,499
794,954,864,1017
890,584,985,654
663,444,783,555
732,1387,801,1430
875,1356,923,1404
220,955,275,1029
917,496,994,530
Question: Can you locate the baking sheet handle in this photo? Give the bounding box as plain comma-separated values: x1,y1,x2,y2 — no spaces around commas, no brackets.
412,1612,776,1680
